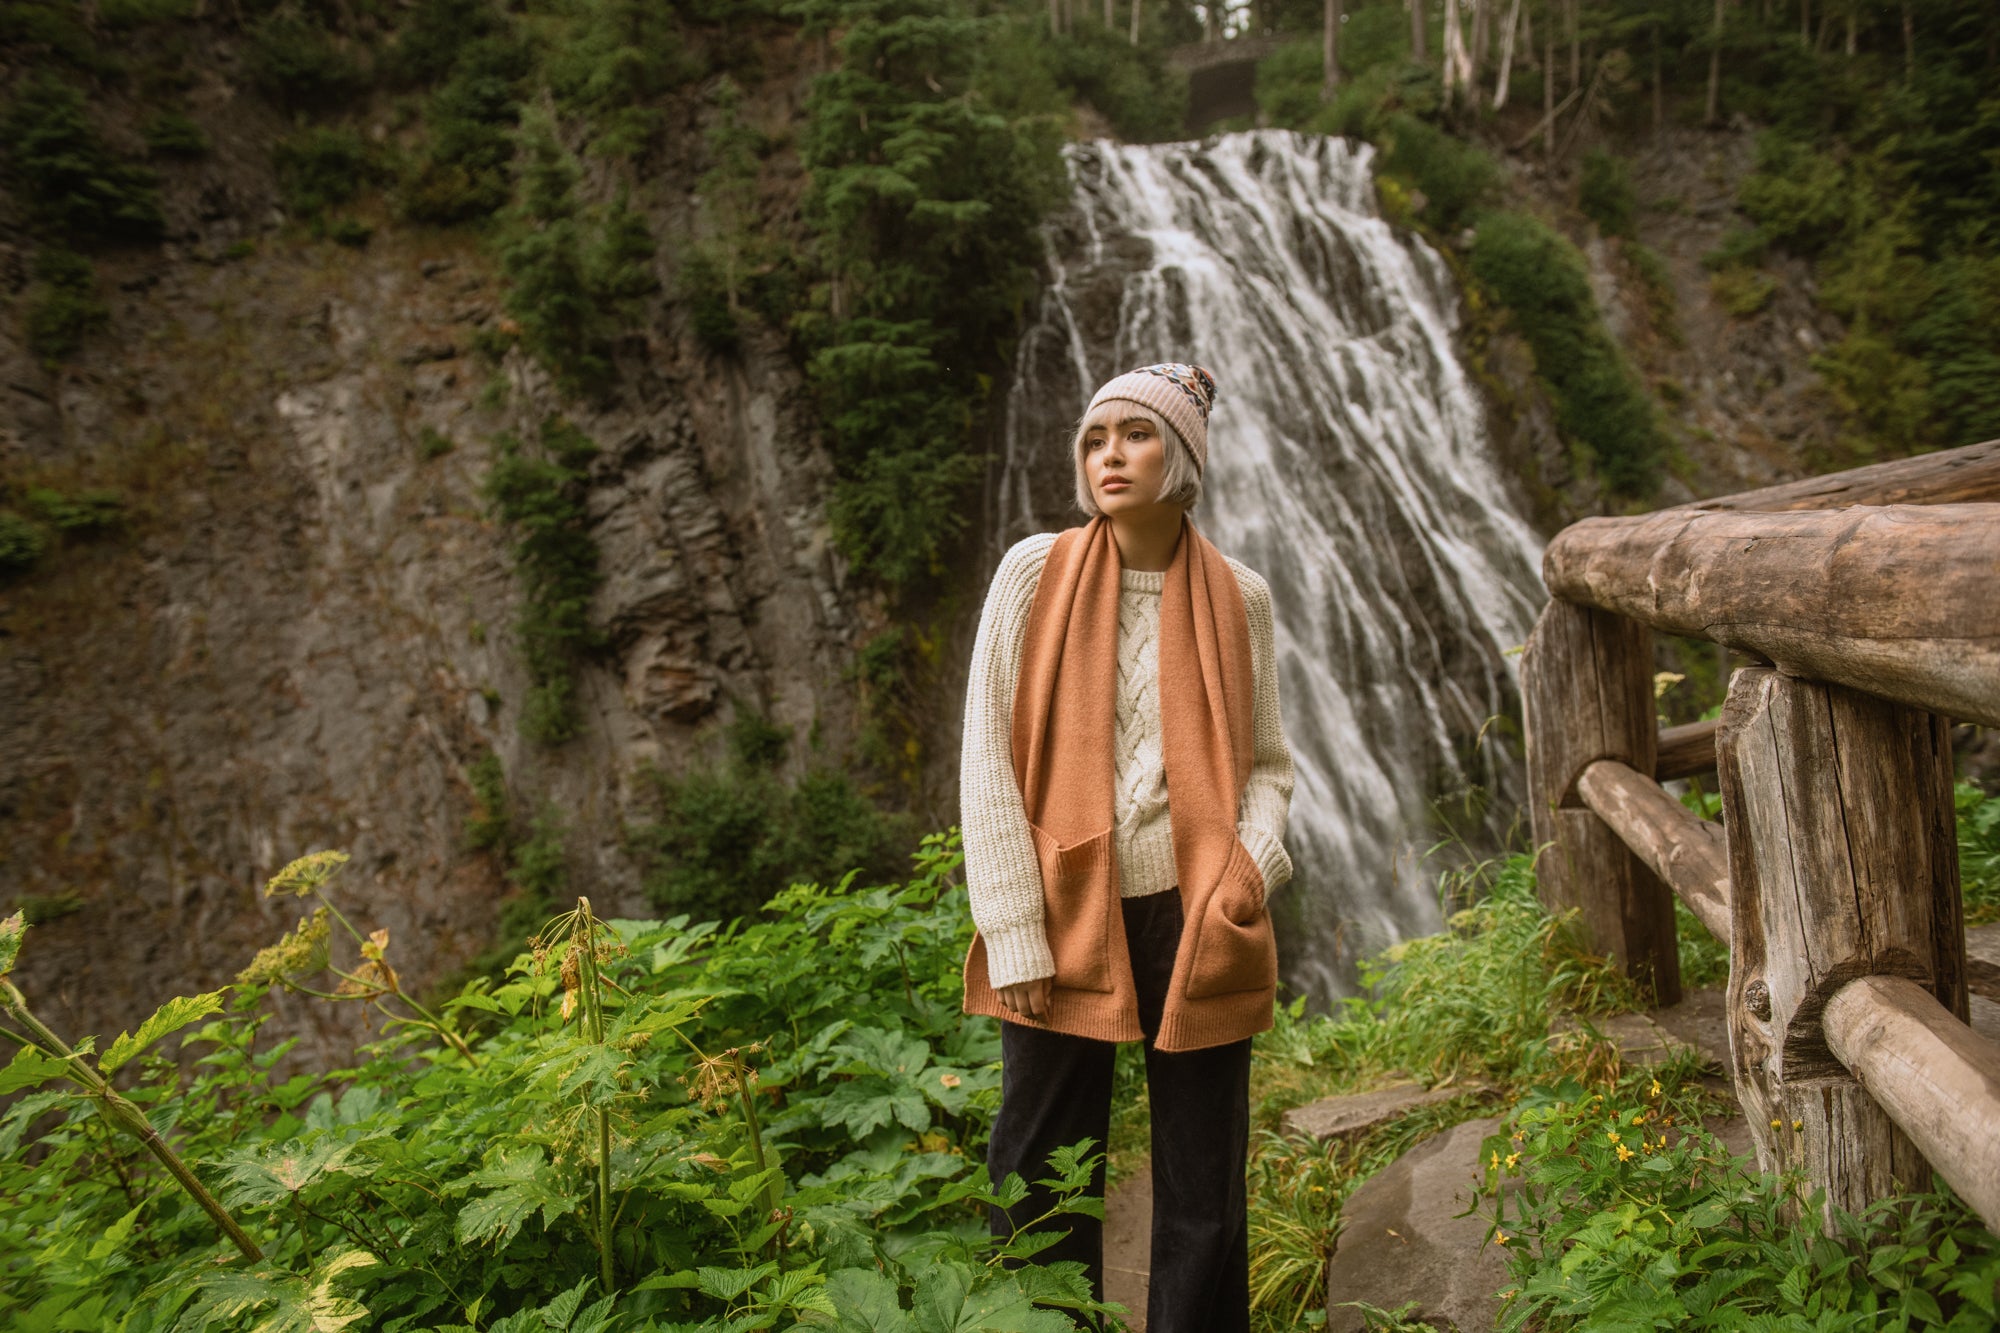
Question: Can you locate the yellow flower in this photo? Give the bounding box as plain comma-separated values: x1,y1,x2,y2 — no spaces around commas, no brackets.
1616,1144,1634,1162
1495,1230,1509,1245
1490,1150,1501,1169
1505,1152,1521,1170
1791,1118,1803,1131
1606,1130,1621,1144
1648,1079,1662,1098
1770,1119,1783,1129
265,849,350,898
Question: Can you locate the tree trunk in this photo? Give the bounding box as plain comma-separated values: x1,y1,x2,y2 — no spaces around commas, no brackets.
1129,0,1141,43
1544,34,1555,155
1205,0,1219,42
1520,0,1533,64
1444,0,1470,105
1567,0,1579,88
1799,0,1809,44
1049,0,1062,35
1705,0,1723,125
1324,0,1343,97
1105,0,1114,28
1493,0,1522,108
1845,0,1856,55
1410,0,1427,62
1902,2,1914,76
1652,21,1663,138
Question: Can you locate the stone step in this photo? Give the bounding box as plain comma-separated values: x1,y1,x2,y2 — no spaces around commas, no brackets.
1281,1078,1492,1145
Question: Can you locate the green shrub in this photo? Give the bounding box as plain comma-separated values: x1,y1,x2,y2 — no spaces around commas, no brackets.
0,0,100,68
142,110,209,157
2,72,163,242
1960,780,2000,929
545,0,695,156
273,126,377,224
628,710,913,924
25,486,123,533
483,416,602,744
464,750,510,850
418,425,456,460
1375,112,1499,234
244,8,364,111
385,0,502,86
0,512,48,577
1471,212,1666,497
22,246,109,362
1709,264,1776,317
97,0,194,25
1577,149,1636,239
397,31,530,224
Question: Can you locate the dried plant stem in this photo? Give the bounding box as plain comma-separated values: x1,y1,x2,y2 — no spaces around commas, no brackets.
0,980,264,1263
575,898,617,1296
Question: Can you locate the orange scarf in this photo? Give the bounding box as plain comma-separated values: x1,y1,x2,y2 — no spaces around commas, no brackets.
962,515,1278,1051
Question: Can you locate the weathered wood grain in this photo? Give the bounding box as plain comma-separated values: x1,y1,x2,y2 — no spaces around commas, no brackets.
1654,719,1718,782
1575,759,1730,943
1716,667,1967,1220
1684,438,2000,513
1543,503,2000,728
1823,974,2000,1234
1522,600,1679,1004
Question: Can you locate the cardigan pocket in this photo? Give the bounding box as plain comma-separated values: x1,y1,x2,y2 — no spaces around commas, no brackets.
1030,822,1117,993
1183,835,1279,1000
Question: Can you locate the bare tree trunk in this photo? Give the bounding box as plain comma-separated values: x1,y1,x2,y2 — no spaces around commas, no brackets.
1800,0,1809,44
1544,33,1556,156
1105,0,1114,28
1049,0,1062,35
1901,2,1914,76
1411,0,1427,62
1815,8,1833,52
1205,0,1219,42
1493,0,1522,109
1845,0,1856,55
1520,0,1533,63
1567,0,1579,88
1444,0,1471,105
1324,0,1343,97
1706,0,1723,124
1129,0,1142,43
1652,21,1663,139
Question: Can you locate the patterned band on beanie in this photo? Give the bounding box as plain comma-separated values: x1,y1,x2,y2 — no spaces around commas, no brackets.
1083,361,1219,475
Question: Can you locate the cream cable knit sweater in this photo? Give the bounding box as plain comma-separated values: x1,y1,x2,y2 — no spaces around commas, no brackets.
962,531,1297,988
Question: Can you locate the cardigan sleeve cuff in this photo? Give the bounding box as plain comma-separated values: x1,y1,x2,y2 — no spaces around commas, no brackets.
981,918,1056,989
1237,822,1293,901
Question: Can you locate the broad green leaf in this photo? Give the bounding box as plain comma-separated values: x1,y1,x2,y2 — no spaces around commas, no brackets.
695,1262,777,1301
0,1042,72,1095
825,1267,912,1332
100,989,227,1074
454,1150,578,1246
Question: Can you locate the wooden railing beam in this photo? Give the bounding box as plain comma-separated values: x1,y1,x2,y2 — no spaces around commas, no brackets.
1824,975,2000,1235
1654,719,1718,782
1575,759,1731,943
1545,503,2000,729
1683,438,2000,513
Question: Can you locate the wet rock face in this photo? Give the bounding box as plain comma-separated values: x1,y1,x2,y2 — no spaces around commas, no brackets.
0,230,859,1061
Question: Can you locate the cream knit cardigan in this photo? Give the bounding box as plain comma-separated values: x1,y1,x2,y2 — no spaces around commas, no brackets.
962,531,1297,988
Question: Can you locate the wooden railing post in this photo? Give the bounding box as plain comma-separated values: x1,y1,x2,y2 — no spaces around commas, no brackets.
1522,600,1680,1005
1715,666,1968,1220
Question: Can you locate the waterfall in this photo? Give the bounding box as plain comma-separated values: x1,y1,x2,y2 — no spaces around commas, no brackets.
994,130,1548,1003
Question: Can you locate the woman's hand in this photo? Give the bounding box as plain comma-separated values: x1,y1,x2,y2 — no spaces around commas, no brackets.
998,977,1053,1020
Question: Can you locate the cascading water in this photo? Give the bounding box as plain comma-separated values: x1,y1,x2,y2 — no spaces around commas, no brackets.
994,129,1548,1003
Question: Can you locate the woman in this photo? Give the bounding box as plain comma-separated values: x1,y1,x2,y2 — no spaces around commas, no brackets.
959,362,1296,1331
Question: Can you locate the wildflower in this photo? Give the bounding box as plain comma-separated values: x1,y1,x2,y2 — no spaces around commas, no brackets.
1616,1144,1634,1162
1505,1152,1520,1170
1648,1078,1662,1098
1791,1118,1803,1131
1490,1150,1501,1169
238,908,331,985
1495,1230,1509,1245
1770,1119,1783,1129
1606,1130,1621,1144
938,1072,961,1089
265,850,349,898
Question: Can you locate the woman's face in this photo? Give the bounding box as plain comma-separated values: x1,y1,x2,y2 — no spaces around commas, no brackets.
1082,414,1169,518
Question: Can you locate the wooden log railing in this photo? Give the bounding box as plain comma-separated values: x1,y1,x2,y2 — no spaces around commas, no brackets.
1520,438,2000,1233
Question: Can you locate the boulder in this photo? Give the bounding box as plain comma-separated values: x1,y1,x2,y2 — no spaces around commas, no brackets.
1324,1116,1511,1333
1283,1080,1490,1145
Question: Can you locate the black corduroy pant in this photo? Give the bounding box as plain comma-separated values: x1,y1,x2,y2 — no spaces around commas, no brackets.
986,888,1253,1333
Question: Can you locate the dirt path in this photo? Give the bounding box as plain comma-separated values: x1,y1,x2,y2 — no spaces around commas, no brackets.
1103,1164,1151,1331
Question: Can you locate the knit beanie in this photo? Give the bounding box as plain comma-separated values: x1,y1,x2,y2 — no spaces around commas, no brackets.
1084,362,1219,474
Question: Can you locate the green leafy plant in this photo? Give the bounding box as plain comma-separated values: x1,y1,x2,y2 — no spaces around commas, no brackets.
484,416,603,744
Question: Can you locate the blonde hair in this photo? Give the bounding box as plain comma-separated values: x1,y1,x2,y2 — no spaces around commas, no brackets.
1070,401,1203,517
